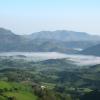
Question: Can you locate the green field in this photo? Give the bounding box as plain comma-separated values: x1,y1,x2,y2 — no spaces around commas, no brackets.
5,92,37,100
0,81,38,100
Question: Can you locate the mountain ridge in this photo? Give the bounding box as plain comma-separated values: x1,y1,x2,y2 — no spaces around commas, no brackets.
29,30,100,41
0,28,100,54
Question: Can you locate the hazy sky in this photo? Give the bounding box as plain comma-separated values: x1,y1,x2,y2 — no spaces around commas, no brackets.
0,0,100,35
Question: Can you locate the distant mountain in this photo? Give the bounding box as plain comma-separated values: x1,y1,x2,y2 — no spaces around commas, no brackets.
0,28,19,39
0,28,22,51
29,30,100,41
79,44,100,56
0,28,100,53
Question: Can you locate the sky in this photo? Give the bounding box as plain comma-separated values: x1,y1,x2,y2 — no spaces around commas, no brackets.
0,0,100,35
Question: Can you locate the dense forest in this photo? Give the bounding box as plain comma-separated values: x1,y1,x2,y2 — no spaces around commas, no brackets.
0,56,100,100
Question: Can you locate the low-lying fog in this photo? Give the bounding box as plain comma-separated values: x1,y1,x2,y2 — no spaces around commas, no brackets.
0,52,100,66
